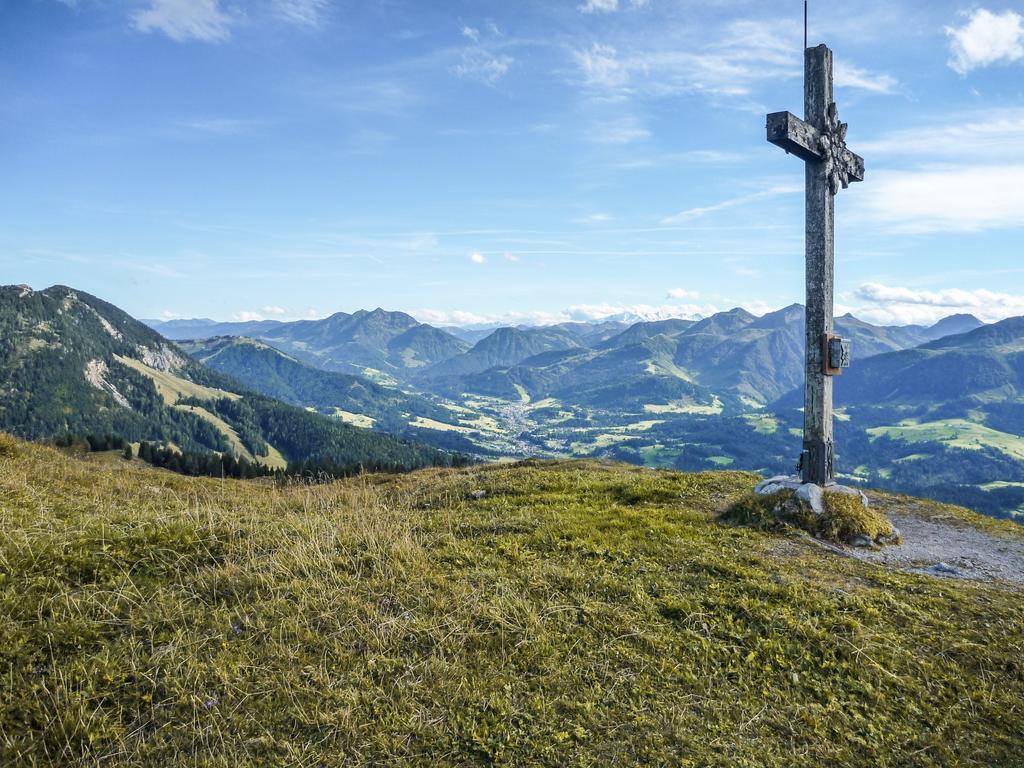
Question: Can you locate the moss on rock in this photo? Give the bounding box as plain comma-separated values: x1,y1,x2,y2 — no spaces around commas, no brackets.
723,487,898,547
819,491,897,544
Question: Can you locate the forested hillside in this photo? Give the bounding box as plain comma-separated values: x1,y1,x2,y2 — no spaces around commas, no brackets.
0,285,463,472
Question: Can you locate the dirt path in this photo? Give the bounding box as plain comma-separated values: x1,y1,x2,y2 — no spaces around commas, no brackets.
844,510,1024,583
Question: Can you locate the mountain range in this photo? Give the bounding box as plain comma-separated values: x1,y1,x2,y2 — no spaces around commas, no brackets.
0,285,462,472
8,283,1024,521
144,300,1024,521
147,304,984,408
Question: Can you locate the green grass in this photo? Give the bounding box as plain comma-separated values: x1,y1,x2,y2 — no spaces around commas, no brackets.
705,455,734,467
1,437,1023,766
742,413,780,435
643,396,723,415
113,355,240,405
867,418,1024,461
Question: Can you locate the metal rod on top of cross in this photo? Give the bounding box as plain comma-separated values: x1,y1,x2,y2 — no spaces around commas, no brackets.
766,43,865,486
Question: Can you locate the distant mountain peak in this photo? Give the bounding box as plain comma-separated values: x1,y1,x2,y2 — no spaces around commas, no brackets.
929,313,983,332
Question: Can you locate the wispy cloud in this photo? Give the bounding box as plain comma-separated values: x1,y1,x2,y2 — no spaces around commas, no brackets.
450,22,514,85
469,252,486,264
573,213,612,224
946,8,1024,75
578,0,619,14
132,0,234,43
577,0,649,13
859,109,1024,160
272,0,330,29
588,116,650,144
570,20,896,110
662,185,800,224
451,50,514,84
176,117,263,135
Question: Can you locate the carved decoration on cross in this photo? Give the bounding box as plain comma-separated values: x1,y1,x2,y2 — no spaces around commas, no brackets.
764,43,866,487
765,104,865,196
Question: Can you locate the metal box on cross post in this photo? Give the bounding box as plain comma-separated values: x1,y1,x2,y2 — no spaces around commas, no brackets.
823,333,850,376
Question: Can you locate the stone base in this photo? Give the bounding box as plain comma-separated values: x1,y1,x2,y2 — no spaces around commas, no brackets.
753,475,898,548
754,474,870,515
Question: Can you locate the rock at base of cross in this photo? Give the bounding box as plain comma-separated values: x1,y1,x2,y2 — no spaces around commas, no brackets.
752,475,900,548
755,475,869,511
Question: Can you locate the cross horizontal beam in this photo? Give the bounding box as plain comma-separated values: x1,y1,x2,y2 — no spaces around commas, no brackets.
766,111,865,182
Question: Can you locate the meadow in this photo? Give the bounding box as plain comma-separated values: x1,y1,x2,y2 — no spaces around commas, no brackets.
1,434,1022,766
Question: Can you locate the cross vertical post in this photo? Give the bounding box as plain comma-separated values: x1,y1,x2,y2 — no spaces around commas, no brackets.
803,44,834,486
766,43,865,487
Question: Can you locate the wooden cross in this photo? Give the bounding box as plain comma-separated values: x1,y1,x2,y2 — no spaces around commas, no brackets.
766,44,865,486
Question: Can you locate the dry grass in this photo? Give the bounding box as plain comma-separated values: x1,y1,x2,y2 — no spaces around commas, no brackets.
1,439,1023,766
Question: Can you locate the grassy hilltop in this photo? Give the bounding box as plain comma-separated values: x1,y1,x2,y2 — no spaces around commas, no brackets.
1,434,1023,767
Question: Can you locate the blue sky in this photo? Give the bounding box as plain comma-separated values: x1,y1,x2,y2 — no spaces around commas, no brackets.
2,0,1024,327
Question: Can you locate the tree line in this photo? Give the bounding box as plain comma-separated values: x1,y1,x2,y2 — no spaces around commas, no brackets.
53,432,472,483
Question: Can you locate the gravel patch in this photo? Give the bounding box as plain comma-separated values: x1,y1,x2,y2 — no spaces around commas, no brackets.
844,511,1024,583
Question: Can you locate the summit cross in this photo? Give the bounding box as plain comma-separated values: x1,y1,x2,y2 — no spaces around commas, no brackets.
766,43,865,486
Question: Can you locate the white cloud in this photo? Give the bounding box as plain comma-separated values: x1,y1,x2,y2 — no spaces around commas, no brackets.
852,282,1024,325
856,165,1024,234
666,288,699,300
577,0,648,12
504,252,521,262
232,306,319,322
946,9,1024,75
579,0,619,13
273,0,329,28
461,25,480,41
451,50,513,84
469,252,486,264
132,0,234,43
411,302,722,327
854,110,1024,233
662,184,800,224
565,303,711,322
835,61,898,94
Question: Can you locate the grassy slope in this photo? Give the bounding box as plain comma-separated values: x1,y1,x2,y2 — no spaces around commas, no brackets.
1,435,1022,767
868,418,1024,461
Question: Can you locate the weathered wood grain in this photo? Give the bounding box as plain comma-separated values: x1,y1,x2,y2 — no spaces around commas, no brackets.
802,44,835,485
765,43,865,485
